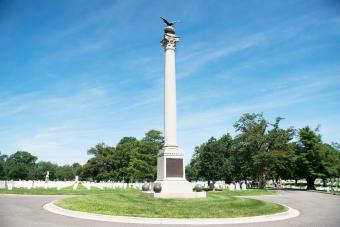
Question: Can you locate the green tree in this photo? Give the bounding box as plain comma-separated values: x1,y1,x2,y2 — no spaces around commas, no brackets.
0,152,7,179
186,134,233,184
79,129,163,182
217,134,234,183
232,113,268,183
321,144,340,179
72,162,82,177
87,143,111,157
5,151,37,180
114,137,139,182
185,157,200,181
29,161,58,180
0,152,7,161
143,130,164,147
127,130,164,181
55,165,76,180
294,127,340,190
195,137,227,187
233,114,294,188
81,143,116,181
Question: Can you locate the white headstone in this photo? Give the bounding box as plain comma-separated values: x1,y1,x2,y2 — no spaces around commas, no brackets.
0,181,6,189
7,181,13,190
241,182,247,190
73,182,78,190
83,182,91,190
229,183,235,191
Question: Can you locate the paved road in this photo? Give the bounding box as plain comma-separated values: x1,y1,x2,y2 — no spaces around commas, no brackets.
0,191,339,227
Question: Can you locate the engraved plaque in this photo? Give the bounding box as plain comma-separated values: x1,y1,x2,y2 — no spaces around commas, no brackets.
166,158,183,177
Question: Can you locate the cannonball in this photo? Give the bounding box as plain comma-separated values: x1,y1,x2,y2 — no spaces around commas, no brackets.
153,183,162,193
194,183,203,192
142,183,150,191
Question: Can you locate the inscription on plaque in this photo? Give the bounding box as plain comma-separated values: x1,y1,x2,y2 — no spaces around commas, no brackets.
166,158,183,177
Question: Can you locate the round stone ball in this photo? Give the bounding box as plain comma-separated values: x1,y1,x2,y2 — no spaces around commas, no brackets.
153,183,162,193
194,184,203,192
142,183,149,191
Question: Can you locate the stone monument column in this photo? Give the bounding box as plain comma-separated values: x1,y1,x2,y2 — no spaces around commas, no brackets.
157,26,184,182
152,21,206,199
162,29,179,148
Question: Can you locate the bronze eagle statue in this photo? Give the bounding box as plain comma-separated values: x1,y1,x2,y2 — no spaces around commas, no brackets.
160,17,177,26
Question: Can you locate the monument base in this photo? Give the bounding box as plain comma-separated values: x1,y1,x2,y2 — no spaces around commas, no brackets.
142,191,206,199
142,180,206,199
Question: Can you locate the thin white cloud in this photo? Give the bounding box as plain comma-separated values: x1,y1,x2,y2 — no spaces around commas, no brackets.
178,74,340,131
176,12,336,80
45,2,136,43
177,33,266,79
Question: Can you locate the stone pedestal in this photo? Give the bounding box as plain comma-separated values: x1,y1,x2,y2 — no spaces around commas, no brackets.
156,146,185,181
153,146,205,198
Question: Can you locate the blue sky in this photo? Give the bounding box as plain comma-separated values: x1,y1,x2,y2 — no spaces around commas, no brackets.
0,0,339,164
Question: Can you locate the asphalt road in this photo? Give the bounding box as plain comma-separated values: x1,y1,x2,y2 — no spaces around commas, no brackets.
0,190,339,227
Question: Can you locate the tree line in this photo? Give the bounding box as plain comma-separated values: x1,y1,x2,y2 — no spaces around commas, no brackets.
0,129,164,182
78,130,164,182
0,151,80,181
186,113,340,190
1,113,339,190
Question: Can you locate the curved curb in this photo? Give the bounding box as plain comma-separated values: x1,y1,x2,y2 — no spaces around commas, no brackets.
43,201,300,225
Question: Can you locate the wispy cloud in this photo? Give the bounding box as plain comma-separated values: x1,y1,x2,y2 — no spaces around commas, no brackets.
45,2,137,43
0,92,38,117
177,33,266,79
176,12,338,79
178,74,340,131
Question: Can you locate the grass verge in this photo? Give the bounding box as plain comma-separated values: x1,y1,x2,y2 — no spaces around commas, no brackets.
55,189,285,218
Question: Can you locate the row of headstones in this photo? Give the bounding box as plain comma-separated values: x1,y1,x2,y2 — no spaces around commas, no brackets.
315,186,340,192
192,181,247,190
268,179,340,192
0,181,168,191
282,184,339,192
0,180,146,191
83,181,248,191
282,184,307,190
280,179,340,186
0,180,74,190
82,182,145,190
0,180,248,191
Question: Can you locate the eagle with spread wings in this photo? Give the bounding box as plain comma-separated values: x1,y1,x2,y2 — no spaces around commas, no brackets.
160,17,177,26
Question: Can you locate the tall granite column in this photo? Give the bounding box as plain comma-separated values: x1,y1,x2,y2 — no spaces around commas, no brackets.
162,27,179,148
156,26,183,182
153,24,206,198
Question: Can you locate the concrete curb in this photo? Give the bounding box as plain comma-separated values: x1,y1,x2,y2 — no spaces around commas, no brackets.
43,201,300,225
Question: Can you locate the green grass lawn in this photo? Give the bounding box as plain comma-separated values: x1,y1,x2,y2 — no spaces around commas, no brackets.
0,186,285,218
54,189,286,218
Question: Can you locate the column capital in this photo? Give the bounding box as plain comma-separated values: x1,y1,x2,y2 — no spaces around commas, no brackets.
161,33,180,50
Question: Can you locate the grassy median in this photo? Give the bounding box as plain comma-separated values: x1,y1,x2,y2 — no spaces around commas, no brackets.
54,189,286,218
